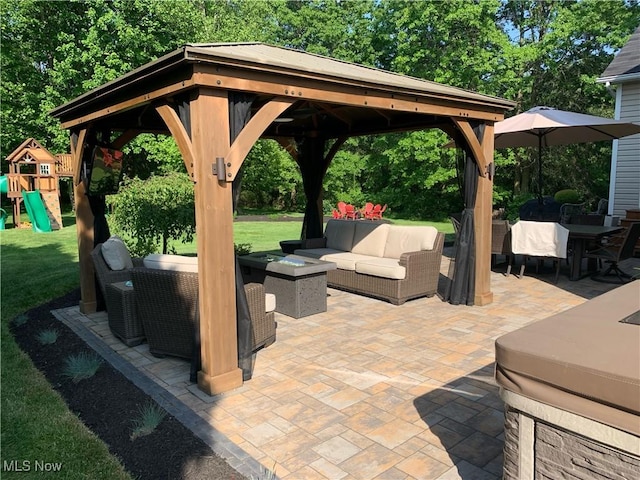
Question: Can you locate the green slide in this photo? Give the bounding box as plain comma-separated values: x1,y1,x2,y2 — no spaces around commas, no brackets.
22,190,52,233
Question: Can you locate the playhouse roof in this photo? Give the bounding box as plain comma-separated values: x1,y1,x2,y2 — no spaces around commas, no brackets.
6,138,57,164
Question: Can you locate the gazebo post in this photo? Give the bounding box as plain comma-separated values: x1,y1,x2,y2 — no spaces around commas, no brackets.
71,128,97,314
191,88,243,394
474,123,495,306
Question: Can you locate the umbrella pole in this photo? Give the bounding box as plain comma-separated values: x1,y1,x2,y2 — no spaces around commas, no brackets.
538,135,543,204
536,135,544,219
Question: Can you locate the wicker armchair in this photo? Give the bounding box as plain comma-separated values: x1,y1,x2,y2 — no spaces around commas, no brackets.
90,243,143,301
130,267,276,359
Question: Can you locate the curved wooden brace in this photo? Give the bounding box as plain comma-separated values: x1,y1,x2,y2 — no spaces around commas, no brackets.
323,136,347,174
155,104,196,181
276,137,298,161
71,127,88,185
112,129,140,150
453,118,486,170
225,98,297,180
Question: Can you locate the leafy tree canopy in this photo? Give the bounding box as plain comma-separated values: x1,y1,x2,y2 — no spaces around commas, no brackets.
2,0,638,219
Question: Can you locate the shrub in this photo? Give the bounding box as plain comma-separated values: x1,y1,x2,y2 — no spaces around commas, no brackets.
108,173,196,256
234,243,252,256
554,189,580,204
62,352,102,383
37,329,59,345
12,313,28,326
130,402,166,440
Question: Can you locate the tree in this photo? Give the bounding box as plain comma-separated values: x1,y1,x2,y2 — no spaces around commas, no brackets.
107,173,195,256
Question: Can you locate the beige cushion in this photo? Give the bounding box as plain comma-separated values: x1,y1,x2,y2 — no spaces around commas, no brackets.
101,236,133,271
325,220,356,251
511,221,569,258
351,222,390,257
355,257,406,280
384,226,439,259
320,252,375,271
143,254,199,273
265,293,276,313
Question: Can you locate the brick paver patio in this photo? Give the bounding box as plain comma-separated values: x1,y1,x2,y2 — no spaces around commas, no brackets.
53,249,639,479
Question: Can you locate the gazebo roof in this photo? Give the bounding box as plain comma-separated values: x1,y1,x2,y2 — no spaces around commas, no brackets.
51,43,514,138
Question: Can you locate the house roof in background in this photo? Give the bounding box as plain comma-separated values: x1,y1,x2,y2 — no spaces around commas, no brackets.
598,25,640,83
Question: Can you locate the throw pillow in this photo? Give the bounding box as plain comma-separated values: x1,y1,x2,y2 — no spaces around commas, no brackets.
101,236,134,271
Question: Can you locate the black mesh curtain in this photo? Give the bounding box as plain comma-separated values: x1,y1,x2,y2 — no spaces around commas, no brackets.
298,136,328,240
229,93,256,381
81,133,112,310
446,124,484,306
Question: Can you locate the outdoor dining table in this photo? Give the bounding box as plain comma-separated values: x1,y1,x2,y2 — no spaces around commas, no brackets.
564,224,624,280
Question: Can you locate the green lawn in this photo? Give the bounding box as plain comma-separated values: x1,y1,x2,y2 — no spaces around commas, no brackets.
1,212,452,477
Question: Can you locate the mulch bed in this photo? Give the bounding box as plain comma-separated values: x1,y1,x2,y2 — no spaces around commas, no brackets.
11,289,247,480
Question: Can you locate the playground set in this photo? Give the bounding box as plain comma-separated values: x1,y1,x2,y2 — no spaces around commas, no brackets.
0,138,74,232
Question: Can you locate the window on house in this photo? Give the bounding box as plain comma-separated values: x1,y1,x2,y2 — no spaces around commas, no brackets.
39,163,51,176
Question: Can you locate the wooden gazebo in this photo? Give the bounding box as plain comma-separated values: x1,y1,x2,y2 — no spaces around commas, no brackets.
51,43,515,395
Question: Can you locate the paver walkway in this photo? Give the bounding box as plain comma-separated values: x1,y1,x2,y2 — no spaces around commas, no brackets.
53,251,639,480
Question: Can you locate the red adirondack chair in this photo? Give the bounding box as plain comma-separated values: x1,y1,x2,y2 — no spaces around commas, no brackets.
336,201,347,218
344,204,358,220
361,202,374,219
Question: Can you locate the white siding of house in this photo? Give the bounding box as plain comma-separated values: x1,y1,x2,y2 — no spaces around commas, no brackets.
611,81,640,217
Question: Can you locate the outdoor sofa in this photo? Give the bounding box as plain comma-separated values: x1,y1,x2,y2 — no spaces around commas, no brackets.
294,219,444,305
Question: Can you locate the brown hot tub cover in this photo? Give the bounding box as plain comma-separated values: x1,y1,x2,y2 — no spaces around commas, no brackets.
495,281,640,435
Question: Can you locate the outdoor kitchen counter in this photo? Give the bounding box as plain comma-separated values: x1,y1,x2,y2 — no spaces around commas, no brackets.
495,281,640,479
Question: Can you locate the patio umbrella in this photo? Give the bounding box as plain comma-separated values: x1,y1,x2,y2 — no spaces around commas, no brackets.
494,106,640,204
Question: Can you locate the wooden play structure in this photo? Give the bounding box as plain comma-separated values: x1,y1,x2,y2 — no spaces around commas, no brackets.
3,138,74,230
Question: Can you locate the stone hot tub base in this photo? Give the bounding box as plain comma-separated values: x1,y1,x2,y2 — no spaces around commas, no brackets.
500,390,639,479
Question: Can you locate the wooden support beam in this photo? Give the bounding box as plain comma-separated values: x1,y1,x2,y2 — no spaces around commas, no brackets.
191,88,243,395
474,123,495,306
155,103,197,181
71,129,97,313
60,79,196,129
225,98,296,180
193,67,506,122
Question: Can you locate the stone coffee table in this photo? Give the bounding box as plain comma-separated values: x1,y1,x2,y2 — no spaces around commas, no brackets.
239,253,336,318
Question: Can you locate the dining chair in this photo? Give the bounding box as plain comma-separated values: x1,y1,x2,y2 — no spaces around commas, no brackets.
585,222,640,283
559,203,585,224
491,220,512,273
510,221,569,283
